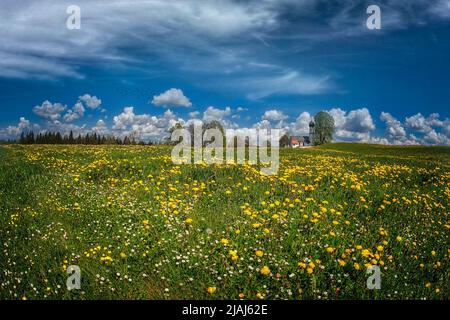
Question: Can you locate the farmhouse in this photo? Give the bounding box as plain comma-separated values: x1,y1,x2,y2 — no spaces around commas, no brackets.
290,120,315,148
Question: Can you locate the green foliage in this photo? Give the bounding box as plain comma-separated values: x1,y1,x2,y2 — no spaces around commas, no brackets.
314,111,335,145
279,134,290,148
16,130,147,145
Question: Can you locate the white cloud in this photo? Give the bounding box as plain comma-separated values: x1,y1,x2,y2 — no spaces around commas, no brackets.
329,108,376,140
112,106,184,140
365,136,390,145
63,102,85,122
0,117,39,139
429,0,450,19
442,120,450,137
151,88,192,108
244,70,332,100
46,120,88,137
92,119,110,136
405,113,445,133
253,119,272,130
255,107,377,142
112,107,136,131
288,111,313,135
33,101,66,121
3,99,450,146
262,109,288,122
379,112,422,145
380,112,406,139
0,52,84,80
0,1,278,80
188,111,200,119
423,129,450,146
79,94,102,109
203,106,232,122
0,0,447,91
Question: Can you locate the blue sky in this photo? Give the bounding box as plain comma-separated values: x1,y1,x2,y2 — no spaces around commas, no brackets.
0,0,450,144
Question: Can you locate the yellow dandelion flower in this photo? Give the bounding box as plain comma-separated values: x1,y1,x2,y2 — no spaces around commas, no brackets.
362,249,372,258
207,287,216,294
260,266,271,276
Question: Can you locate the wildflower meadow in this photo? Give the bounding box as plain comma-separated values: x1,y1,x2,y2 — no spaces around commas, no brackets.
0,143,448,300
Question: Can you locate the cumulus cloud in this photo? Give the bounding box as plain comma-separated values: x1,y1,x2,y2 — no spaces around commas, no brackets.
379,112,422,145
288,112,313,135
442,120,450,137
33,101,66,121
365,136,390,145
376,112,449,145
10,117,31,135
203,106,232,122
112,106,184,140
405,113,432,133
92,119,110,136
45,120,88,137
254,108,377,142
112,107,133,131
262,109,288,122
328,108,376,140
151,88,192,108
380,112,406,139
188,111,200,119
405,113,445,133
63,102,85,122
0,117,40,140
2,96,450,146
423,129,450,145
79,94,102,110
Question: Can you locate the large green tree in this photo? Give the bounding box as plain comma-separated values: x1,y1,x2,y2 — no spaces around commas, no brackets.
279,134,290,148
314,111,335,145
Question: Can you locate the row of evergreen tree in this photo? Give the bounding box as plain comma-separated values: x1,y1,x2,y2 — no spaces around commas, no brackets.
18,130,155,145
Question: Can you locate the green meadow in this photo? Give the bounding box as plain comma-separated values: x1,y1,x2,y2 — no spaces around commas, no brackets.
0,143,448,300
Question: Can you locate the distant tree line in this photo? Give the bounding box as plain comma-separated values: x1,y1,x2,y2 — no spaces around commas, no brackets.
17,130,156,145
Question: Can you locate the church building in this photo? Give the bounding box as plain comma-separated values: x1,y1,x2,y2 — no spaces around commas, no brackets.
289,120,315,148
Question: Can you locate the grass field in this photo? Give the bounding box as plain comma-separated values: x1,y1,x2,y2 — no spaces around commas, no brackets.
0,143,448,300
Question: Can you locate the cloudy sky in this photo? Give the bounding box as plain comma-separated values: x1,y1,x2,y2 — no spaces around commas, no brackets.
1,0,450,145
